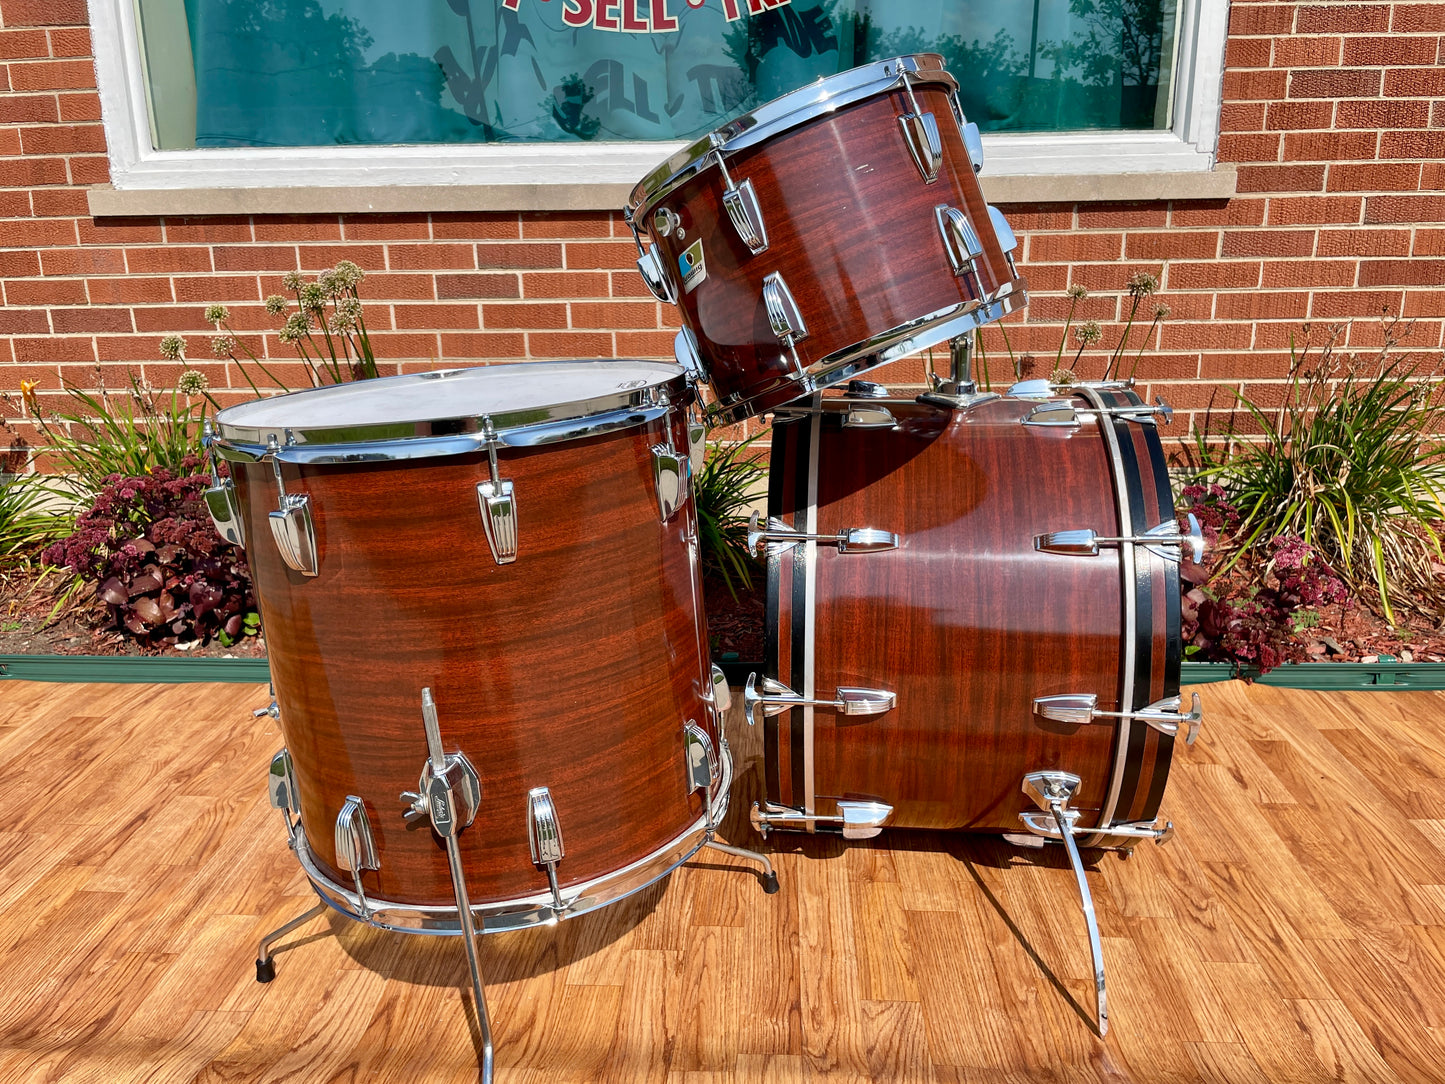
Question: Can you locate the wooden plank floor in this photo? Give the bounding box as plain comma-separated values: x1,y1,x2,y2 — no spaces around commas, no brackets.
2,678,1445,1082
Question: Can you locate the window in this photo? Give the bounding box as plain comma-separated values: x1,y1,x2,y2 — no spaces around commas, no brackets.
92,0,1230,195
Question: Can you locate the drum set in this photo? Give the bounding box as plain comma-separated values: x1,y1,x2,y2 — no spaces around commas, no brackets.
202,53,1203,1078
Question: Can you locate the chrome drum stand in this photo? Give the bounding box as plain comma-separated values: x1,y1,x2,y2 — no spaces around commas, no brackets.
250,672,775,1082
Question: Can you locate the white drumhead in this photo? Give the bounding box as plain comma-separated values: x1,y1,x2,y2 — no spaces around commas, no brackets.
216,360,681,430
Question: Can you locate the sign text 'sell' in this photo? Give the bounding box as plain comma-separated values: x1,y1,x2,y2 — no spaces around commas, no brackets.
502,0,795,29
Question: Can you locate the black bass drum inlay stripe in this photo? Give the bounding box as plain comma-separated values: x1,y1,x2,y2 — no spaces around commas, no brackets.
1141,411,1182,822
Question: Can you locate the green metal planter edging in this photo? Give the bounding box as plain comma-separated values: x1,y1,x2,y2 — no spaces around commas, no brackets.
1181,659,1445,690
4,654,1444,691
0,654,271,684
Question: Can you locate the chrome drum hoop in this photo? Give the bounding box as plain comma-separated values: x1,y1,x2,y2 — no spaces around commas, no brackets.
628,53,957,219
705,283,1025,426
294,744,735,936
211,363,695,464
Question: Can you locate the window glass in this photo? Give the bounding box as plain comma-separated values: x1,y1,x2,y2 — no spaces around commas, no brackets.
137,0,1179,150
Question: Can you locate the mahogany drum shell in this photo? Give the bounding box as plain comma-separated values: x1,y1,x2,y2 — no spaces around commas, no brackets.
763,394,1180,833
232,408,714,908
634,80,1024,421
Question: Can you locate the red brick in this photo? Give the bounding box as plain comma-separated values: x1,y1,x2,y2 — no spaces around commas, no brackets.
387,243,475,271
1229,4,1298,35
67,156,109,184
1343,34,1438,65
477,242,563,270
993,204,1074,231
347,271,432,299
1316,228,1409,257
56,91,99,122
431,214,520,240
0,308,48,333
1289,68,1381,98
1013,264,1069,292
0,190,29,217
522,271,607,299
1067,263,1166,292
39,247,123,275
1265,257,1360,288
436,273,519,300
7,58,93,91
1393,4,1445,30
1297,3,1391,32
1264,100,1333,130
1358,259,1445,286
0,250,40,276
4,0,88,24
1266,196,1362,224
124,246,213,274
1167,260,1263,289
615,331,676,357
50,307,132,334
483,302,567,330
1384,68,1445,98
17,125,103,156
1076,202,1167,229
130,305,213,333
85,277,171,304
1218,292,1312,321
172,275,262,303
1415,229,1445,255
252,216,343,243
609,271,657,299
1366,194,1445,222
1027,233,1123,262
1221,229,1315,257
0,29,47,57
1327,162,1422,191
341,215,430,241
13,335,93,362
1237,164,1326,192
294,244,386,270
0,217,76,247
163,217,253,244
213,246,298,272
1336,99,1431,129
528,331,613,358
437,332,526,359
1311,289,1404,317
1170,199,1266,228
392,304,479,330
563,241,636,271
1144,292,1215,321
1159,322,1255,352
1217,133,1282,163
570,301,660,329
1381,130,1445,158
48,28,90,57
1124,231,1220,260
0,155,65,186
76,217,161,245
364,331,438,358
1226,37,1273,67
0,92,56,122
1222,69,1289,101
1403,289,1445,317
1271,35,1342,67
4,276,84,305
30,187,87,217
1219,102,1267,133
520,213,612,239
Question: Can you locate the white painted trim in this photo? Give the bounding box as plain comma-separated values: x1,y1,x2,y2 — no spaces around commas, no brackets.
88,0,1232,196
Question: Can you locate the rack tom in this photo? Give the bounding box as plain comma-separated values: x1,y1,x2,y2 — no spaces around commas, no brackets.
626,54,1027,425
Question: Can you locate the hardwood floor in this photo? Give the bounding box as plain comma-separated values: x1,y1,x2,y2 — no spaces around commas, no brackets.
1,677,1443,1082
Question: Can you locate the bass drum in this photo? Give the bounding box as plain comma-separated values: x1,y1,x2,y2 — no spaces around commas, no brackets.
750,387,1190,846
208,361,731,931
627,53,1026,426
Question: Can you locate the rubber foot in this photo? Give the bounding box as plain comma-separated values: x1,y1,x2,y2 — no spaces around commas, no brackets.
255,957,275,983
762,871,780,894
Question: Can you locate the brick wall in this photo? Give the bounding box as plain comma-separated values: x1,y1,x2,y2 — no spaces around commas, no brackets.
1,0,1443,467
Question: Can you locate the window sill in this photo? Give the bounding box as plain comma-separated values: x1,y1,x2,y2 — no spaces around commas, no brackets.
86,169,1236,218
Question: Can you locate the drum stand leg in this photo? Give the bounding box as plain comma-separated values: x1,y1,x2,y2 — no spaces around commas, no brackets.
254,901,327,983
400,689,495,1082
703,838,779,894
1022,771,1109,1037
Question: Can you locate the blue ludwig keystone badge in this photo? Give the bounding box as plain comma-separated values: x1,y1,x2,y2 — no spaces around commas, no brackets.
679,239,706,293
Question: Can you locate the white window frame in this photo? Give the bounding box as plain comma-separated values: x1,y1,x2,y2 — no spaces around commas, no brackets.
89,0,1230,193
